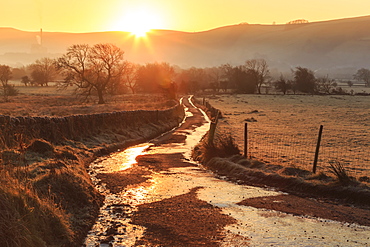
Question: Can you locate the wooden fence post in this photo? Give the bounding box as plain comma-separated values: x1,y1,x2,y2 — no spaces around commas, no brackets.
244,122,248,158
312,125,324,174
214,110,220,124
208,122,217,145
208,110,220,145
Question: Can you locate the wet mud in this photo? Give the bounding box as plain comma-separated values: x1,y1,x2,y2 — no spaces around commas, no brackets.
238,194,370,227
131,187,236,247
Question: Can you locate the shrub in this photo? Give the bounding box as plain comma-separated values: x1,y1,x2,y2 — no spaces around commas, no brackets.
5,84,19,96
1,84,19,100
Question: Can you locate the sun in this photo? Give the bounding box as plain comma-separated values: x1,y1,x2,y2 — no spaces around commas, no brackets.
114,7,163,37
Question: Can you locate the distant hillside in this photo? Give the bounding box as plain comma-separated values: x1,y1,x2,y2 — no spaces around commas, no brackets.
1,15,370,78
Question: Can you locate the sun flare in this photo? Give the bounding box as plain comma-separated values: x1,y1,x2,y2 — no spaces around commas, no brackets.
114,7,163,37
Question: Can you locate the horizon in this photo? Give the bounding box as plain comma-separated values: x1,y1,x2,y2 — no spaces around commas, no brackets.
1,9,370,78
2,14,370,35
1,0,370,33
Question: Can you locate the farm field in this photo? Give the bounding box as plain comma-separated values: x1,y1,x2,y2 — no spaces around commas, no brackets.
206,94,370,180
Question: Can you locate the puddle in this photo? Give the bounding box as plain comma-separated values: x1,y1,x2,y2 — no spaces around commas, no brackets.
92,143,151,174
84,96,370,246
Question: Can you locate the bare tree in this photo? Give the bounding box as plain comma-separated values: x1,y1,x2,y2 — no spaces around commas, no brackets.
220,64,235,89
353,68,370,87
286,19,309,25
186,67,207,92
274,74,290,95
316,75,336,94
136,62,175,93
56,44,125,104
176,66,211,94
11,66,27,80
28,57,58,86
205,66,222,92
21,76,31,86
121,62,139,94
244,59,269,94
220,64,256,93
0,65,13,101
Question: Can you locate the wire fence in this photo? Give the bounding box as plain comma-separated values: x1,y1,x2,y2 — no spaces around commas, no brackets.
196,95,369,181
245,124,370,179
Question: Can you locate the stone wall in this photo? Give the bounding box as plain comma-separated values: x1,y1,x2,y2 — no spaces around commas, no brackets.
0,103,184,149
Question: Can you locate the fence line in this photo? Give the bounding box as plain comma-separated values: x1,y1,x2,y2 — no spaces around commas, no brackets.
245,124,369,179
196,97,369,180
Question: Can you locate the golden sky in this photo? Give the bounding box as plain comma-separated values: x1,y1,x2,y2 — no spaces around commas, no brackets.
1,0,370,33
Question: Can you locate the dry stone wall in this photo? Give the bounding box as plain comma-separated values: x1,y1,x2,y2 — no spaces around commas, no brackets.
0,103,184,149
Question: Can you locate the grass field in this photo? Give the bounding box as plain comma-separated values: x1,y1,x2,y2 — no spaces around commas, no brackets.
0,84,174,117
206,93,370,181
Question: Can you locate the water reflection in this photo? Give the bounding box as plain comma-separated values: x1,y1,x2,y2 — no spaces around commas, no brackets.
93,143,151,174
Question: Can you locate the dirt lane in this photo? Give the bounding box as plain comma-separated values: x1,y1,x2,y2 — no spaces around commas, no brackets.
93,96,237,246
86,96,370,246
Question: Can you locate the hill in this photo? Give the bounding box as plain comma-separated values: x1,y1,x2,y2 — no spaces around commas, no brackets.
1,15,370,78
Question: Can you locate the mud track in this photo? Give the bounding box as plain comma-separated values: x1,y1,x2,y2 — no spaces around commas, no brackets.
96,96,236,246
95,96,369,246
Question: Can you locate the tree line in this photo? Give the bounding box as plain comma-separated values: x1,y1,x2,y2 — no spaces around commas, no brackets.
1,43,370,103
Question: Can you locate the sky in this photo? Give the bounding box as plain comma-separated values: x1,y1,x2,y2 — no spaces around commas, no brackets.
1,0,370,33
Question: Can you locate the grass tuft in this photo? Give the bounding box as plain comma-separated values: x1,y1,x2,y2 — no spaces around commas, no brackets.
26,139,54,154
328,161,356,186
0,169,73,247
193,130,240,164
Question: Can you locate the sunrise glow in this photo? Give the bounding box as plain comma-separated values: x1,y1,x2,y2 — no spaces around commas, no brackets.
1,0,370,33
113,7,164,37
